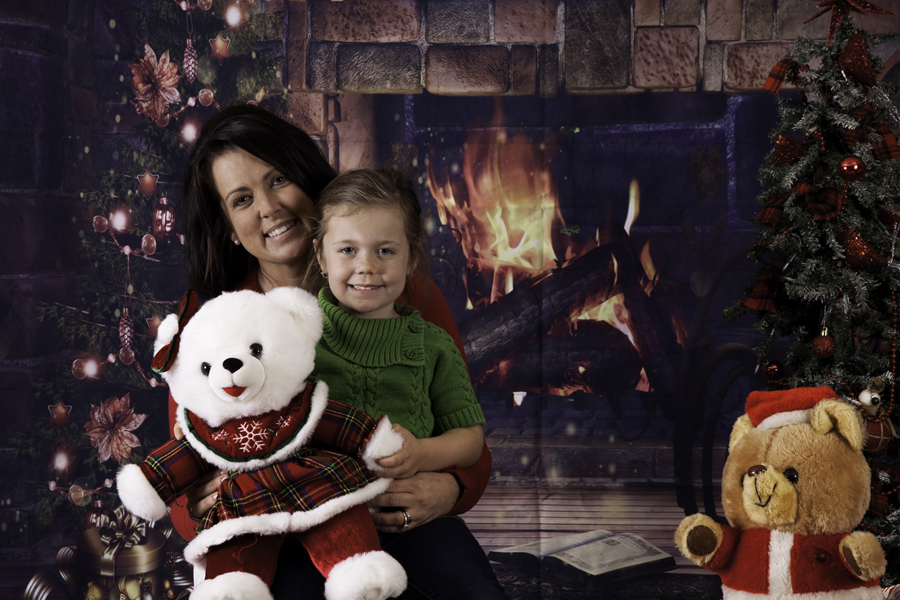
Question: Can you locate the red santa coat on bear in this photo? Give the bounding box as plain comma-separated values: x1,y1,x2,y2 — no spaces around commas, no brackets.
698,387,883,600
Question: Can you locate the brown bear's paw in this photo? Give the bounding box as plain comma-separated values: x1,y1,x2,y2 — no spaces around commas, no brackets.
839,531,887,581
675,513,722,565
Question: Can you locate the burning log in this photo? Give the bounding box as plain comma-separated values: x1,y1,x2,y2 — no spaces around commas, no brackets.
460,243,626,380
620,278,680,395
474,320,643,395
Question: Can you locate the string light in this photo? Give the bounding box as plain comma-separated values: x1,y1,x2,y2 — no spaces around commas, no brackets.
109,210,128,231
182,121,198,143
225,4,243,27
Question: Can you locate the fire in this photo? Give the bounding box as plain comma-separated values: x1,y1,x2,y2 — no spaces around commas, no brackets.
428,99,562,307
427,106,667,396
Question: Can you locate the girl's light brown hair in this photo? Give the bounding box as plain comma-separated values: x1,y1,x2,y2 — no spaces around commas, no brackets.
307,168,431,294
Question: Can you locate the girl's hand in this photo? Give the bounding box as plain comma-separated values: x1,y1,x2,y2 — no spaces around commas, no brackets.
375,424,421,480
184,469,227,524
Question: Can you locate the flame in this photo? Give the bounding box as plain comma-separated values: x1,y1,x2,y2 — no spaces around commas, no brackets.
624,179,639,235
428,99,563,307
640,241,656,295
426,103,683,396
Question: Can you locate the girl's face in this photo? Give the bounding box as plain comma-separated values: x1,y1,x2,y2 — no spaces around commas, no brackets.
316,205,415,319
213,148,316,278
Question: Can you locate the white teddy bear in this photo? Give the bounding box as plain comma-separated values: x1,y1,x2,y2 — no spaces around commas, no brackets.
117,288,406,600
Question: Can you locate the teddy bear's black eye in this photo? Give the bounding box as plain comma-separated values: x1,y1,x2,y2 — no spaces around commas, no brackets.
250,343,263,358
783,468,799,484
201,362,211,376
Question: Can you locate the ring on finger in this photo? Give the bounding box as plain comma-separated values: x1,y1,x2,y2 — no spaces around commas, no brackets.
400,509,412,530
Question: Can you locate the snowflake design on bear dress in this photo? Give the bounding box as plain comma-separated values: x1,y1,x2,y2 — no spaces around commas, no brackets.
233,420,269,452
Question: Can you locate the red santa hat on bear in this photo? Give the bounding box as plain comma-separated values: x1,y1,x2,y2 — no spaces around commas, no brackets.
745,385,839,430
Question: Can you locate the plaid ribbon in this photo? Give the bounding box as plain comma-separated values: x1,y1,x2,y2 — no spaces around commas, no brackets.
794,182,844,221
764,58,798,94
151,290,200,373
744,271,776,313
844,104,874,146
873,123,900,161
757,183,844,226
805,185,845,221
754,192,788,228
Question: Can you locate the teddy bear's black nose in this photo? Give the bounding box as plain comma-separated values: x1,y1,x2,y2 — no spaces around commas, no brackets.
747,464,767,477
223,358,243,373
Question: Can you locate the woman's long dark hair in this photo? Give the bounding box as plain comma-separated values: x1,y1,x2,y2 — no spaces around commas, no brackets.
182,104,337,296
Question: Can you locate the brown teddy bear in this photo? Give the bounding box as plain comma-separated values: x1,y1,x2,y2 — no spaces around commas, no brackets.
675,386,887,599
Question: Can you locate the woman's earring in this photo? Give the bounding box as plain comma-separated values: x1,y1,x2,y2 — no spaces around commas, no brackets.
320,270,327,279
233,239,241,246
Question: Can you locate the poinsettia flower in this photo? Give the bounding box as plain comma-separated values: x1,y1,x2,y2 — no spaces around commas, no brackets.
130,44,182,123
84,393,148,464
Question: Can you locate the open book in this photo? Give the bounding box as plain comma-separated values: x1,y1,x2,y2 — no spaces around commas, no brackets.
487,529,676,588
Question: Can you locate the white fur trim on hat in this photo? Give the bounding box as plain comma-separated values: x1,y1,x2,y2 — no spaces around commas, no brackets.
116,464,168,522
324,551,407,600
190,571,273,600
756,409,812,431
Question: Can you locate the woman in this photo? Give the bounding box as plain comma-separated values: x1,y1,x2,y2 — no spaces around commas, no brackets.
174,104,506,599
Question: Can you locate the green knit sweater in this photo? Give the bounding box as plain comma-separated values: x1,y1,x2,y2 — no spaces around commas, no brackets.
310,288,485,440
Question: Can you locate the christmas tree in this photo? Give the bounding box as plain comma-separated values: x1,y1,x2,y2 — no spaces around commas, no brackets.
726,1,900,584
11,0,285,582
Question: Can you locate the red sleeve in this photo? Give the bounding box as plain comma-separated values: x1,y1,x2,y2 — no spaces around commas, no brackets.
400,274,491,514
166,391,199,541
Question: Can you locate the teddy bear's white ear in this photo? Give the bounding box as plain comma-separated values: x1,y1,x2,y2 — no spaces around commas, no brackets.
728,414,755,453
265,287,324,343
153,313,181,354
811,399,865,451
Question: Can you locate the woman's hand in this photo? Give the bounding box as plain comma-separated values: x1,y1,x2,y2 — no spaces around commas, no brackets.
184,468,227,524
369,471,460,533
375,424,422,480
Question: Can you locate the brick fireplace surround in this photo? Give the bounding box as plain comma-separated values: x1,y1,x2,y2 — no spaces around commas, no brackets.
282,0,900,147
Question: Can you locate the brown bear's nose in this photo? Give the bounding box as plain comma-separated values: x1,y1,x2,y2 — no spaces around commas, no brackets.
747,465,767,477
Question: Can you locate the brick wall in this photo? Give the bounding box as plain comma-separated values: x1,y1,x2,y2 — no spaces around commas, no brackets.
286,0,900,105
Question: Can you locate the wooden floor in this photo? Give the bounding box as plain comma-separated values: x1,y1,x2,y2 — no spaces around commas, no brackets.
466,484,722,574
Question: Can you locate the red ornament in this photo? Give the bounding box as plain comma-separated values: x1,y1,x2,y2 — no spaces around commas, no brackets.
209,32,231,66
839,33,875,86
838,156,866,181
773,135,805,166
812,329,836,359
48,400,73,429
152,197,176,242
141,233,157,256
864,419,894,455
841,229,888,271
198,88,215,107
146,314,163,339
184,39,198,84
72,358,86,379
84,496,110,530
136,169,159,197
763,360,784,382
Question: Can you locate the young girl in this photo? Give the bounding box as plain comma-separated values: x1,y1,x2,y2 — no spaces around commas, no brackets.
308,168,485,489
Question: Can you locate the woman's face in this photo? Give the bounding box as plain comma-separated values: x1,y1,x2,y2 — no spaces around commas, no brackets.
213,148,316,277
